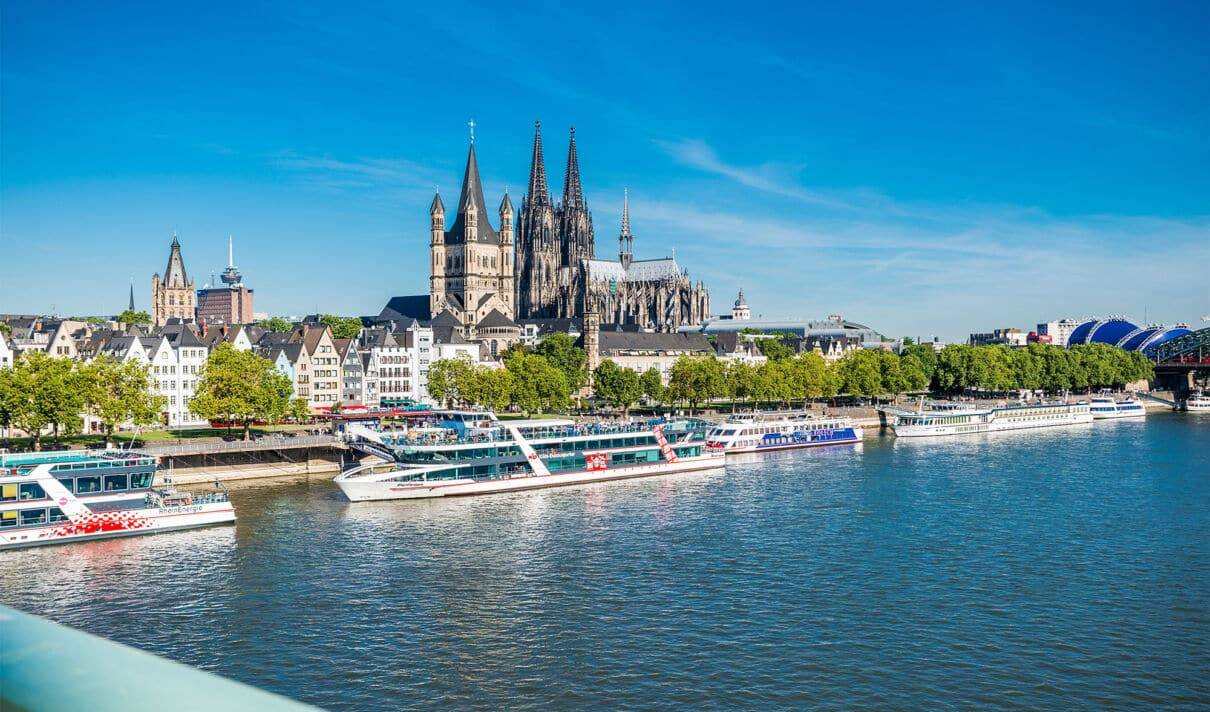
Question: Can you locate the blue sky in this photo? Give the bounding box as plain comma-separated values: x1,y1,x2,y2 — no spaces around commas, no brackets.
2,0,1207,340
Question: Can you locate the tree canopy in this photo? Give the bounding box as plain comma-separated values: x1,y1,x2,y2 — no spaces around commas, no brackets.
258,316,294,332
319,315,363,340
593,360,643,414
116,309,151,325
190,344,305,439
534,332,587,393
84,357,166,444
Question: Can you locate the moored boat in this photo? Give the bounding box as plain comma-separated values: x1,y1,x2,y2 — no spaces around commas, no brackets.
704,412,861,454
0,450,235,550
1089,392,1147,419
889,399,1092,437
335,411,726,501
1184,391,1210,412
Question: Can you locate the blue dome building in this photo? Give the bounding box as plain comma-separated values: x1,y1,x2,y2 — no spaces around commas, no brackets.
1068,318,1138,346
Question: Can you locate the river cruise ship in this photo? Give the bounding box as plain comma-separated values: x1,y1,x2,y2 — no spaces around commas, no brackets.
1089,392,1147,419
0,450,235,550
704,412,862,454
889,400,1092,438
335,411,726,501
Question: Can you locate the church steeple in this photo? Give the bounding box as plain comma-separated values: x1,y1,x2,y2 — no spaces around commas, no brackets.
164,234,189,288
446,142,498,244
561,127,584,210
128,281,135,311
526,121,550,206
619,188,634,269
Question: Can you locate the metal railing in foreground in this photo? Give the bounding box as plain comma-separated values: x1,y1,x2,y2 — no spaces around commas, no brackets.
0,605,317,711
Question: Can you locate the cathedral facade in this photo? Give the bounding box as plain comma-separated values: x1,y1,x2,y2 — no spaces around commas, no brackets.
426,124,710,339
512,122,709,331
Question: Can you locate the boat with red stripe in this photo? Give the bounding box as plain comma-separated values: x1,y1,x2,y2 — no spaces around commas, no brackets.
0,450,235,550
335,411,726,501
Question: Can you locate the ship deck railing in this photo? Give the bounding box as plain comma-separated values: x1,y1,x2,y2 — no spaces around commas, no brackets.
379,421,659,448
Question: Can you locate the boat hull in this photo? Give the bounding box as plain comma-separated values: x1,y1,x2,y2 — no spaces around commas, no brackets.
0,503,236,550
893,413,1093,437
719,434,862,454
337,453,726,501
1091,409,1147,420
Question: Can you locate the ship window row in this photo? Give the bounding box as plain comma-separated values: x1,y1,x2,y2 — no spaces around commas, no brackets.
1,482,46,502
56,473,154,495
611,449,661,465
0,506,70,528
50,459,154,473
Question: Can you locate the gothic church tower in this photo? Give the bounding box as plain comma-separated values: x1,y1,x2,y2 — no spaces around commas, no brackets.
515,121,560,319
555,127,595,318
150,235,196,326
429,135,514,328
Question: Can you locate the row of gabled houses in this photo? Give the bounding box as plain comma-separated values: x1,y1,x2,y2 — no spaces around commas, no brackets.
0,313,480,429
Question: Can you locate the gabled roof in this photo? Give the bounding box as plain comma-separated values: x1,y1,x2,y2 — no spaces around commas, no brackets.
172,328,206,349
477,309,518,330
300,325,330,355
376,295,430,324
431,310,462,328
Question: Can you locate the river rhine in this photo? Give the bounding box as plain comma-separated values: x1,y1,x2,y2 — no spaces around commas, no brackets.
2,413,1207,710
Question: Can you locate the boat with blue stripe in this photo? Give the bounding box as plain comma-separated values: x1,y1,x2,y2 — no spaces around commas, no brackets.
705,412,862,454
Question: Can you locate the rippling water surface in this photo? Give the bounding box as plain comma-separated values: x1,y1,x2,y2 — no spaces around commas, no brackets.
3,414,1208,710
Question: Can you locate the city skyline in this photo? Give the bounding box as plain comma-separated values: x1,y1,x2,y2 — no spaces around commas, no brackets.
2,1,1207,340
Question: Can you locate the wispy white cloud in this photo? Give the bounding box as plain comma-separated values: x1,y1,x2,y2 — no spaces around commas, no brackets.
655,138,857,210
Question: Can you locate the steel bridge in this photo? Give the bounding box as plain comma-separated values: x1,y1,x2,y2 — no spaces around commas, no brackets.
1149,327,1210,396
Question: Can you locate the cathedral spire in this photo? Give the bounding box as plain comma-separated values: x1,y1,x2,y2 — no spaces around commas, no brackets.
561,127,584,210
619,188,633,268
447,139,498,243
128,280,135,311
526,121,550,205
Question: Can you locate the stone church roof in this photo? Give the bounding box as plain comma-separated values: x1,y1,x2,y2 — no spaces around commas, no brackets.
445,143,499,245
584,257,684,283
477,309,518,330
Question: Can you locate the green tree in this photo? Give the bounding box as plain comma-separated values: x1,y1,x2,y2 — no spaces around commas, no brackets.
319,315,363,340
258,316,294,332
668,356,725,414
0,321,11,337
84,357,166,445
756,337,796,361
593,360,643,415
506,353,570,415
901,343,939,384
190,344,297,440
789,352,832,402
465,366,514,412
724,361,757,410
534,332,587,393
836,349,883,396
426,357,476,407
116,309,151,325
899,354,931,393
640,367,665,406
0,352,87,449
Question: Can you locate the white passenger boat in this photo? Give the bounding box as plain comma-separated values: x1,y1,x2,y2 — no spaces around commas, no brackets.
335,411,726,501
889,399,1092,437
1089,392,1147,419
1184,391,1210,412
0,450,235,550
704,412,862,454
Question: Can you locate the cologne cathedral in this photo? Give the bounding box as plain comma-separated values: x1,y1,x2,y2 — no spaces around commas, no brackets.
427,123,709,335
512,122,710,330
